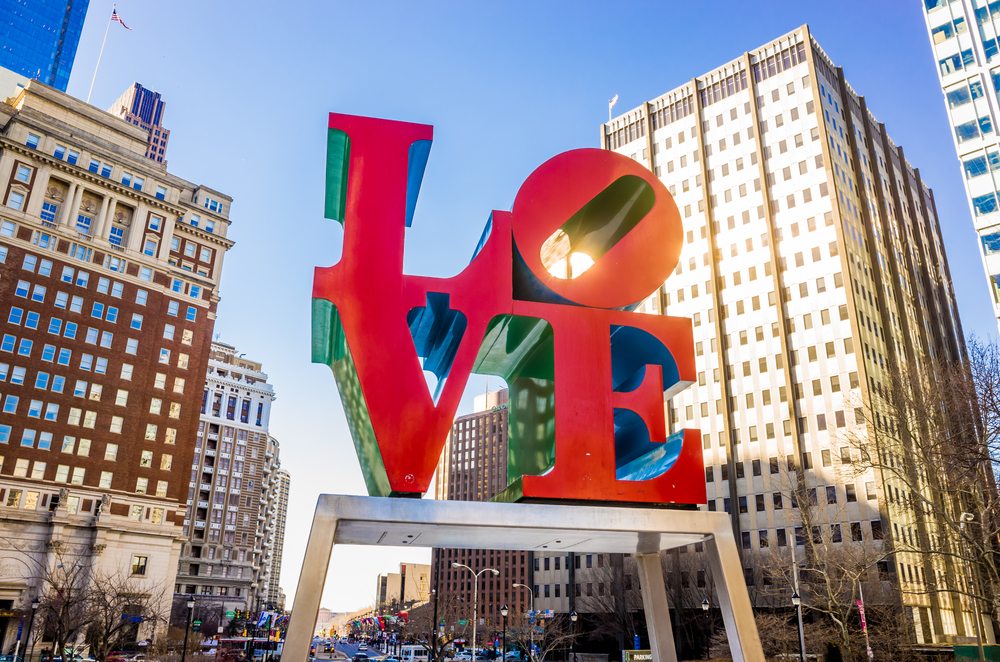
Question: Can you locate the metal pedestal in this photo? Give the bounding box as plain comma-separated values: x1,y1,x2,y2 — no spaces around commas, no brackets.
284,495,763,662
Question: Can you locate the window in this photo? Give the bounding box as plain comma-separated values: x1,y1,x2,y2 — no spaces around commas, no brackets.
143,240,157,256
7,192,25,211
199,247,212,262
41,202,58,223
135,477,148,494
140,450,153,467
109,226,124,246
159,348,170,364
156,186,167,200
99,471,113,488
105,443,118,461
163,324,175,340
126,338,138,354
131,313,143,330
186,306,197,321
131,555,148,575
26,134,39,149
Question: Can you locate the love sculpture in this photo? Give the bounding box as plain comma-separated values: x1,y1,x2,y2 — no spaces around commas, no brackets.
287,113,764,662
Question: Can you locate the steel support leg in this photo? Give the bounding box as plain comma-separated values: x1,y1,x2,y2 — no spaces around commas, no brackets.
704,531,764,662
636,552,677,662
284,499,340,662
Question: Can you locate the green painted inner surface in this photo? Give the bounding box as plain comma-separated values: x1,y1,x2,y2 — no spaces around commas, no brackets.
955,646,1000,662
311,298,391,497
325,129,351,224
474,315,556,496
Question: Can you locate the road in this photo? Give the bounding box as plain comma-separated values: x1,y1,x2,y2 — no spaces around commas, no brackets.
312,642,387,661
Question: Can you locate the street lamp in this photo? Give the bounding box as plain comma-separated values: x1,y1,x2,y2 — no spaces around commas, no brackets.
700,601,709,661
569,611,577,662
500,605,508,661
513,584,534,662
791,593,804,662
960,512,986,662
182,599,195,662
24,597,39,662
452,563,498,662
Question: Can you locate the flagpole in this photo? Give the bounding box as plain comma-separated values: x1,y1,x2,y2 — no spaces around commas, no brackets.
87,5,114,104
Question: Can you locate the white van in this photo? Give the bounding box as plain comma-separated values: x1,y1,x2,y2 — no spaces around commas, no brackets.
400,645,429,662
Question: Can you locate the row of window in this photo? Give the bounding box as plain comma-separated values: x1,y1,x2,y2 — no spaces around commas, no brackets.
2,455,168,496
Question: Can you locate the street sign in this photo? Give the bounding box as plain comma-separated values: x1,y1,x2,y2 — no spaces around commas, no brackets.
458,620,468,626
227,611,236,618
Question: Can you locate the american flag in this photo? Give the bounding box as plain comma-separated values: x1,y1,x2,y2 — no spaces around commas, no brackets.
111,8,132,30
609,94,619,109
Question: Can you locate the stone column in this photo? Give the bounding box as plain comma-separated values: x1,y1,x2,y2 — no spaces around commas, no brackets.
58,182,78,226
94,196,114,240
127,203,147,252
157,214,177,261
26,165,52,217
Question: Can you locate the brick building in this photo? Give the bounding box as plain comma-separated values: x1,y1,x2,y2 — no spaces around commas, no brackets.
432,389,533,641
0,80,233,652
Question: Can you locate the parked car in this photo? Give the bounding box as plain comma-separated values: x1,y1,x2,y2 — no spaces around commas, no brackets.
451,654,473,661
352,655,369,662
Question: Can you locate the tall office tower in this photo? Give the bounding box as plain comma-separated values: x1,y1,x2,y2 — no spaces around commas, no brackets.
108,83,171,165
597,25,967,644
922,2,1000,333
0,0,90,99
268,466,291,606
432,389,534,633
173,342,283,621
374,563,431,613
0,80,233,652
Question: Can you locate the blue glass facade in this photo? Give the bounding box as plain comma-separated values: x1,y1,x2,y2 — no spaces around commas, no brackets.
0,0,91,92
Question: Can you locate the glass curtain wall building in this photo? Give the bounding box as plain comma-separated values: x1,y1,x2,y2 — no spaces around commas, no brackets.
600,24,968,645
922,0,1000,331
0,0,91,94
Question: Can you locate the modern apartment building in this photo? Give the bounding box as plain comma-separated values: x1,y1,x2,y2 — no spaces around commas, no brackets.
432,389,534,631
269,466,291,606
172,342,284,622
921,1,1000,334
0,80,233,652
374,562,431,613
0,0,90,98
108,83,171,165
585,24,967,645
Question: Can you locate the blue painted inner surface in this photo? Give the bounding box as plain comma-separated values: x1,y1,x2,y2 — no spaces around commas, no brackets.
407,292,467,403
609,324,682,478
615,430,685,482
405,140,432,227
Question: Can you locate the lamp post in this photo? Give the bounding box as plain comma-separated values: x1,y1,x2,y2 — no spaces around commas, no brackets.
512,584,534,662
182,599,195,662
500,605,508,661
569,611,577,662
960,512,986,662
700,600,709,661
431,588,439,662
791,593,804,662
451,563,498,662
24,598,39,662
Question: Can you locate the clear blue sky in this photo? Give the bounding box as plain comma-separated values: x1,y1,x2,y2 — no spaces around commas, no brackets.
63,0,995,614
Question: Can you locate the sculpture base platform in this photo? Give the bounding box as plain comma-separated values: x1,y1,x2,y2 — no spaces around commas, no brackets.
284,495,763,662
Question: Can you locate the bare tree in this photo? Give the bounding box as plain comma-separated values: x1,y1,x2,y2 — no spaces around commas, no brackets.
574,554,644,647
840,336,1000,642
35,542,94,660
84,567,167,662
503,609,578,662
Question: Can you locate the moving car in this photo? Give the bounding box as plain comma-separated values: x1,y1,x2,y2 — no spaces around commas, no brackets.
358,645,368,653
352,655,369,662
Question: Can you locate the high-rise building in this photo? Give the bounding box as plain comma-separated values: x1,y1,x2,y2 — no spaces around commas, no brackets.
0,80,233,652
586,24,965,644
108,83,171,165
374,563,431,613
268,466,291,606
432,390,534,634
0,0,90,98
173,342,284,620
921,1,1000,333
